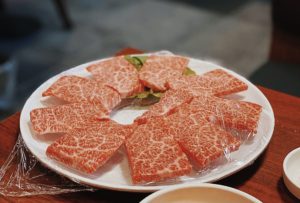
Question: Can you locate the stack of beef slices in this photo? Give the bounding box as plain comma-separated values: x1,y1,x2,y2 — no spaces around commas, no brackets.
30,54,262,185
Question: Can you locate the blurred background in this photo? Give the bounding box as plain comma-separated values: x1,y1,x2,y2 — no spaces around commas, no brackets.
0,0,299,120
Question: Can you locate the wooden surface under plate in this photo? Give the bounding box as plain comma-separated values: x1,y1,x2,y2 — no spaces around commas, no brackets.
1,48,300,203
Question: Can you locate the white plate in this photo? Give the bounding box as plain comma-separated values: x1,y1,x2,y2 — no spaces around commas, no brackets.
20,54,275,192
140,183,262,203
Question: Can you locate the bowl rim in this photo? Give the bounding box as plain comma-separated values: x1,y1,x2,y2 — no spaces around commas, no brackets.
283,147,300,189
140,183,262,203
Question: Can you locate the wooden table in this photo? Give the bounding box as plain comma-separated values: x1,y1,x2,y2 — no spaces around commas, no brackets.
1,48,300,203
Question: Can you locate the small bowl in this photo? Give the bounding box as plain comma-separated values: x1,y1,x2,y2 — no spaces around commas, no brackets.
283,147,300,199
140,183,261,203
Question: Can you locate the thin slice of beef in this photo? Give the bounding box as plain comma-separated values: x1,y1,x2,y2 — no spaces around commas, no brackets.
134,89,193,124
139,55,188,91
187,94,262,132
87,56,144,98
165,104,241,169
167,69,248,96
125,117,192,184
46,120,134,173
178,122,241,169
42,75,121,111
30,102,109,135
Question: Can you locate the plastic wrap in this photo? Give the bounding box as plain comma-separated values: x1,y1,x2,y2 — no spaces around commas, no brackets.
109,52,274,186
12,51,274,192
0,134,95,197
125,98,273,186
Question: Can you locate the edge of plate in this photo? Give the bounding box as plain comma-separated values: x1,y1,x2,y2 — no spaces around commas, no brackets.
19,55,275,192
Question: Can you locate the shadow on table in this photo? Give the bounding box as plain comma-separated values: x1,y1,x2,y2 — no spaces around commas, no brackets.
277,177,299,203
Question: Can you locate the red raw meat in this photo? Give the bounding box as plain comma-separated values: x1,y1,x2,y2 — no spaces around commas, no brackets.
42,75,121,111
46,119,134,173
178,122,241,169
165,105,241,169
139,55,188,91
134,89,193,124
30,102,109,135
32,54,263,184
187,94,262,132
165,102,208,140
167,69,248,96
125,117,192,184
86,56,144,98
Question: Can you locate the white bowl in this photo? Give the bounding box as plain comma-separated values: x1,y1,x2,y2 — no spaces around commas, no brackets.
283,147,300,199
140,183,261,203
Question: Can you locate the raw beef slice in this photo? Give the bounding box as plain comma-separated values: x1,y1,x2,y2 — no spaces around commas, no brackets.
167,69,248,96
42,75,121,111
46,120,134,173
30,102,109,135
86,56,144,98
165,102,209,141
134,89,193,124
139,55,188,91
178,122,241,169
188,94,262,132
125,117,192,184
165,104,241,169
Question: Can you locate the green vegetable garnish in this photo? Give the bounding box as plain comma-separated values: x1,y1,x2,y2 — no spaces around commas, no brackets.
183,67,196,76
135,91,150,99
151,92,163,98
129,89,163,99
125,55,147,71
149,89,163,98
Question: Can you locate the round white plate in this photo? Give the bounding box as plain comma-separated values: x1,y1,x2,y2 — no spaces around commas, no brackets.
20,54,275,192
140,183,262,203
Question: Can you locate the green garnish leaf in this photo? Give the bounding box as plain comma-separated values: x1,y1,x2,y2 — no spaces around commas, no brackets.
149,89,163,98
136,91,150,99
133,56,147,64
151,92,163,98
130,89,163,99
183,67,196,76
125,55,148,71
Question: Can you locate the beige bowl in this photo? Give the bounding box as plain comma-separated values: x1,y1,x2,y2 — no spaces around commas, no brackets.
140,183,261,203
283,147,300,199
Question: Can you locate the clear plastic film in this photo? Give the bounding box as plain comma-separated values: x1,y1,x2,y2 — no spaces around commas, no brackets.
0,134,95,197
114,51,274,186
128,99,274,186
12,51,275,191
142,109,269,187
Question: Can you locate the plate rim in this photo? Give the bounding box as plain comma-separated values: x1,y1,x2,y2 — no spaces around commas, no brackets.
19,54,275,192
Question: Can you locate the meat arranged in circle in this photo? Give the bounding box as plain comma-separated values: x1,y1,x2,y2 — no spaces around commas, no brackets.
139,55,189,91
125,117,192,184
30,102,109,135
28,54,265,184
42,75,121,111
134,89,193,124
46,120,134,174
86,56,144,98
167,69,248,96
188,94,262,132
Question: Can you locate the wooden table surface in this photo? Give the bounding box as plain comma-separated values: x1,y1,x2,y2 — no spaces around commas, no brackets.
1,48,300,203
